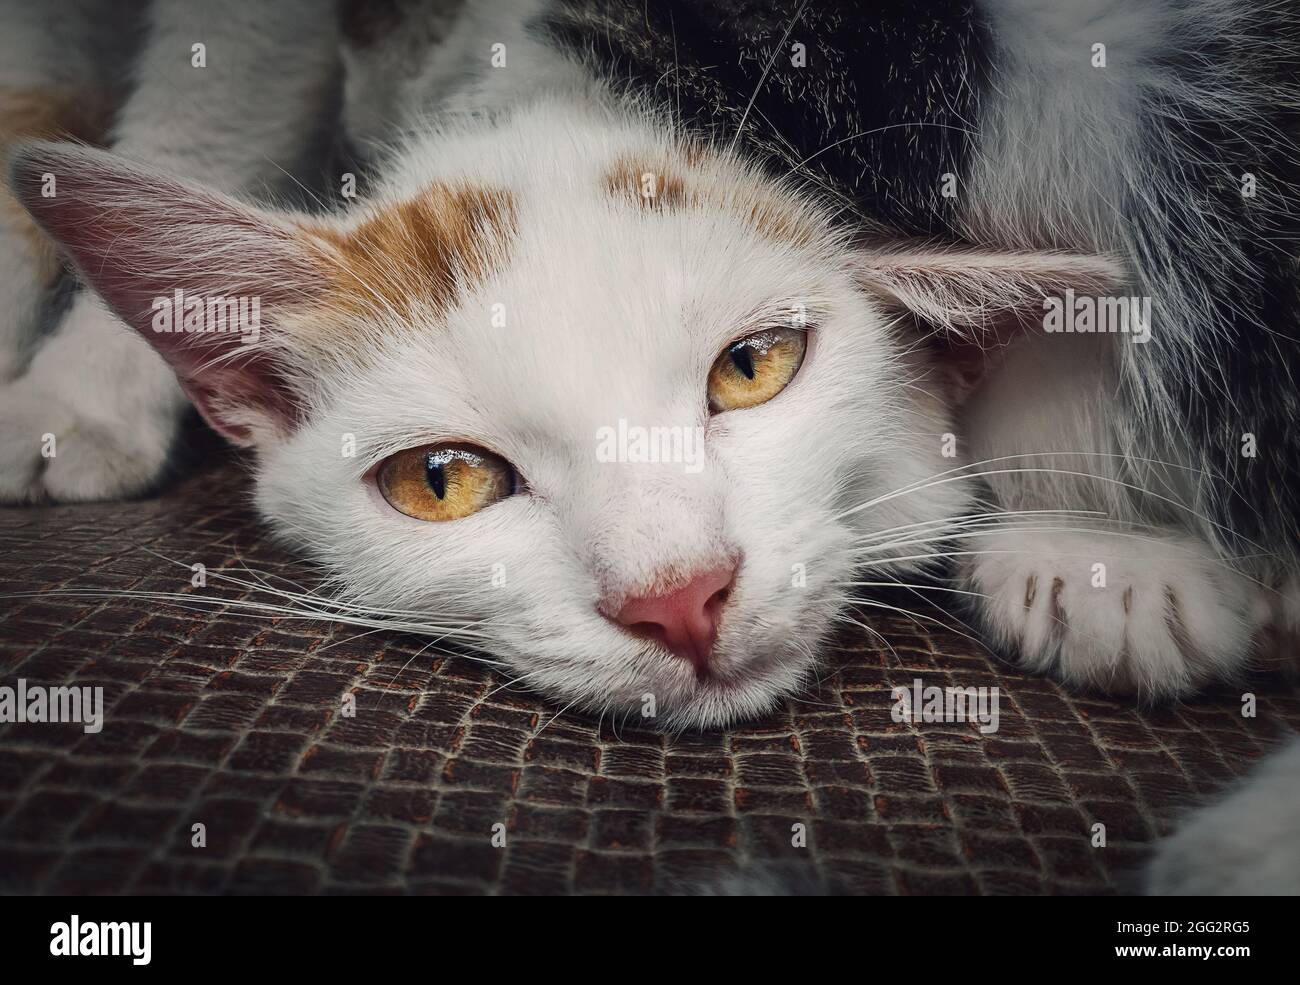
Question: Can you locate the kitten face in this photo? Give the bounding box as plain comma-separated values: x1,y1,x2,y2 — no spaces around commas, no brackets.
251,106,968,728
10,103,1114,729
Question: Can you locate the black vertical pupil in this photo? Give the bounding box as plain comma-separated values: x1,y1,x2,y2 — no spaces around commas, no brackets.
425,458,447,499
730,343,755,379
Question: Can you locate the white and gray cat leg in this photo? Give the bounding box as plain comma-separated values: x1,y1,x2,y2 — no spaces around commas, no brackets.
0,0,129,382
0,0,339,502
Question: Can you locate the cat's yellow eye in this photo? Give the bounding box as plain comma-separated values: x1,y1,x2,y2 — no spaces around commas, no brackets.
377,443,516,521
707,327,807,412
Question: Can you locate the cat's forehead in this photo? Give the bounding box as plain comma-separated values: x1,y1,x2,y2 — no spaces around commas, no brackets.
388,105,829,230
303,115,856,450
313,116,844,365
366,108,839,281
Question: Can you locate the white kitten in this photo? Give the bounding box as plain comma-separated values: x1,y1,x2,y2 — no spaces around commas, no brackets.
2,0,1297,892
9,116,1086,730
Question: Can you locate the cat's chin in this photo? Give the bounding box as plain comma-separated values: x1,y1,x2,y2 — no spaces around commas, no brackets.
596,641,819,732
666,673,807,730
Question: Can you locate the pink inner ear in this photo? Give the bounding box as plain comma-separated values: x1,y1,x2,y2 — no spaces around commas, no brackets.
184,352,305,445
854,244,1127,406
10,141,326,443
857,244,1128,334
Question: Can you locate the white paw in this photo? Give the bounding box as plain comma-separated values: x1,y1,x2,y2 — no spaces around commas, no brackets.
1146,738,1300,894
961,527,1255,699
0,299,185,503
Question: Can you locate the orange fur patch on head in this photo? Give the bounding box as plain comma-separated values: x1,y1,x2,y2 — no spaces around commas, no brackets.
303,183,515,322
734,187,820,248
605,148,822,248
605,159,690,210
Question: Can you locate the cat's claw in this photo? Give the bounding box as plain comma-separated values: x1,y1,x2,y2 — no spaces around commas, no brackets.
960,527,1255,698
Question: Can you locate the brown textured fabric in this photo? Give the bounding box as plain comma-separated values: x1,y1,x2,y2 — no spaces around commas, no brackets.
2,449,1298,895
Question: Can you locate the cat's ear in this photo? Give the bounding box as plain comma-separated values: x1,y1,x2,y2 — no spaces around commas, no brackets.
6,140,329,446
855,244,1128,400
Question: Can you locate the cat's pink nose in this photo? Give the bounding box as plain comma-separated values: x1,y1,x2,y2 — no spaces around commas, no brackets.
612,566,736,674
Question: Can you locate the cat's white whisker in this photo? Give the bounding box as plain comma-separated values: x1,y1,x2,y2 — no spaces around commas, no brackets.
839,454,1272,558
849,507,1110,548
843,596,1002,661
